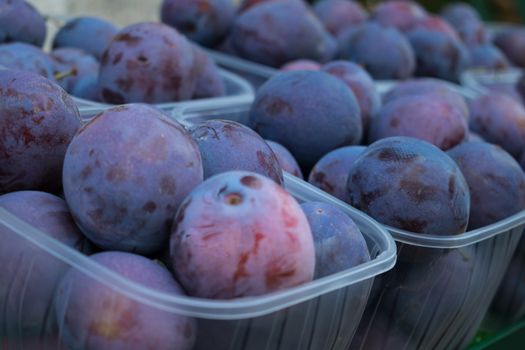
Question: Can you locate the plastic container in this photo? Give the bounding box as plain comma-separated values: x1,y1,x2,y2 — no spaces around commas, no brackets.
460,68,523,103
0,174,396,350
173,94,525,350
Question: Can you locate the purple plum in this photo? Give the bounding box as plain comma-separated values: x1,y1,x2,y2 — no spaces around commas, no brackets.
54,251,195,350
170,171,315,299
52,48,100,101
347,136,470,234
62,104,203,254
447,141,525,229
160,0,235,47
322,60,381,129
97,22,197,104
192,45,226,99
338,22,416,80
0,191,90,338
441,2,481,28
494,27,525,67
308,146,366,201
265,140,303,179
230,1,336,67
468,93,525,158
52,16,118,60
0,69,81,194
0,42,55,81
248,70,362,169
190,119,283,184
0,0,46,47
370,0,427,32
467,44,510,70
300,201,369,278
313,0,367,36
369,93,468,150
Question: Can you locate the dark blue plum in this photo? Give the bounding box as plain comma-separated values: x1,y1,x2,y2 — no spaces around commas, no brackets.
300,201,370,278
248,70,362,169
52,16,118,60
447,141,525,229
161,0,235,47
338,22,416,80
0,42,55,81
347,136,470,234
0,191,90,337
230,1,336,67
190,119,283,184
98,22,197,104
52,48,100,101
453,18,489,47
265,140,303,179
468,93,525,158
322,61,380,129
441,2,481,28
54,251,195,350
170,171,315,298
467,44,510,70
62,104,203,254
0,0,46,47
369,93,468,150
406,26,470,82
308,146,366,201
0,69,81,194
313,0,367,36
370,0,427,32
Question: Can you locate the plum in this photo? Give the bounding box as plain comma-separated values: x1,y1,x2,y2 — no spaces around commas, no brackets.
0,69,81,194
313,0,367,36
280,59,321,72
160,0,235,47
265,140,303,179
466,131,484,143
467,44,510,70
308,146,366,201
370,0,427,32
453,18,489,47
468,93,525,158
322,60,381,129
190,119,283,184
406,25,470,82
494,27,525,67
338,22,416,80
170,171,315,299
369,93,468,150
52,16,118,60
192,45,226,99
230,1,336,67
52,48,100,101
62,104,203,254
441,2,481,28
54,251,195,350
410,15,460,40
382,78,469,120
300,201,369,278
354,245,476,348
347,136,470,235
97,22,197,104
248,70,362,169
447,142,525,229
0,42,55,81
0,0,46,47
0,191,90,337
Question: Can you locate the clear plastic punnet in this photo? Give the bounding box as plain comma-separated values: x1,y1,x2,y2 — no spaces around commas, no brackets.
460,67,523,100
0,173,395,350
172,88,525,350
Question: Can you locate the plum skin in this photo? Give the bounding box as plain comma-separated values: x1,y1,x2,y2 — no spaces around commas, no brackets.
62,104,203,254
170,171,315,299
54,251,195,350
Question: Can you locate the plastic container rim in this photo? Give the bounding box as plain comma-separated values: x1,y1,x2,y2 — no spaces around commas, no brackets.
0,174,396,320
